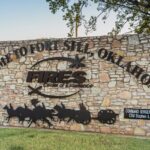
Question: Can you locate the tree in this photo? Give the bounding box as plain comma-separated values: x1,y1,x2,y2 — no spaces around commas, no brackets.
46,0,150,37
46,0,88,37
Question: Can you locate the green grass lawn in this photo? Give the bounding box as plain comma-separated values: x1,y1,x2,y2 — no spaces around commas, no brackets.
0,128,150,150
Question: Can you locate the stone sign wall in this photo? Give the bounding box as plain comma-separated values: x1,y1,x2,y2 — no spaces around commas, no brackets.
0,34,150,136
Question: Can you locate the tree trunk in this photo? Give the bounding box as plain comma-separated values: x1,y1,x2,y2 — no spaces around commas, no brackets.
75,15,78,38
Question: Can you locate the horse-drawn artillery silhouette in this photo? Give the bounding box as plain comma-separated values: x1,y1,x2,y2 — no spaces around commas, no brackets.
3,99,55,128
3,99,118,128
3,103,32,124
54,103,91,125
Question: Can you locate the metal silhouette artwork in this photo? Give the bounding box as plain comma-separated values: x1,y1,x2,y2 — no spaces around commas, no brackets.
96,109,118,124
28,86,80,98
27,55,92,98
31,55,85,69
3,99,55,128
3,100,118,128
54,103,91,125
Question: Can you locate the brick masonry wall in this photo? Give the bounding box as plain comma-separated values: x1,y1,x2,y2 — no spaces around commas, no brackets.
0,34,150,136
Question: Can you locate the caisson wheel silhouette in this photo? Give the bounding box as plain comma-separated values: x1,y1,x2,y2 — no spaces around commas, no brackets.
97,109,118,124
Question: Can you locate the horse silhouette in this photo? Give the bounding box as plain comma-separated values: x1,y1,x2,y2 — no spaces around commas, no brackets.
16,104,33,124
28,102,55,128
3,104,18,122
54,103,91,125
3,101,55,128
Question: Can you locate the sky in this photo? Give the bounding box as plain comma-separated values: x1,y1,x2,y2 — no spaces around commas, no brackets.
0,0,129,41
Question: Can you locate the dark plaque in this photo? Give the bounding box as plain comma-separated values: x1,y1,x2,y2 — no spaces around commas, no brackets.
124,108,150,120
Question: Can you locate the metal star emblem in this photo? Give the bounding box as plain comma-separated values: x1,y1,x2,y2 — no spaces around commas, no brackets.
69,55,85,68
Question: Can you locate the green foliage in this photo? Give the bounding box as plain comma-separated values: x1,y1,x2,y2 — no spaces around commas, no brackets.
46,0,88,37
97,0,150,34
46,0,150,36
0,128,150,150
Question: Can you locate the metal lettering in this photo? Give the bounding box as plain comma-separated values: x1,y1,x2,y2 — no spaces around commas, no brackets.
130,65,144,79
106,51,116,64
141,74,150,85
19,47,28,56
98,48,108,59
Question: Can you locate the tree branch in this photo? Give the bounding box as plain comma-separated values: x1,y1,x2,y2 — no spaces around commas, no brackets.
101,0,150,16
129,0,150,9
